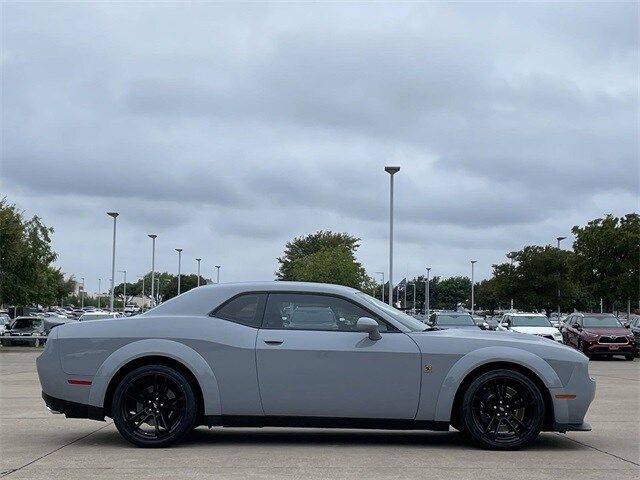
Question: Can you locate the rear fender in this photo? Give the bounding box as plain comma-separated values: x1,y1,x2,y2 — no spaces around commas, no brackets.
88,338,221,416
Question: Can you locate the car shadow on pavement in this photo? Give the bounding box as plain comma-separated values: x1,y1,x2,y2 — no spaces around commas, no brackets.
87,427,587,451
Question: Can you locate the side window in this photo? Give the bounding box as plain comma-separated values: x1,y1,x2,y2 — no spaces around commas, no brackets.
213,293,266,328
263,293,393,332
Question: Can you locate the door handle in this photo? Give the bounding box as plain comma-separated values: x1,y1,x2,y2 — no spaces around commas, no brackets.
263,339,284,345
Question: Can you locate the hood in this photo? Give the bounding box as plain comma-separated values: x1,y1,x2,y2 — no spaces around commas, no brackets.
511,326,560,335
583,327,629,336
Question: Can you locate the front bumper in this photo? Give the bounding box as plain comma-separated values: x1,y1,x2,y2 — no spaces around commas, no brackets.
549,361,596,430
584,342,635,355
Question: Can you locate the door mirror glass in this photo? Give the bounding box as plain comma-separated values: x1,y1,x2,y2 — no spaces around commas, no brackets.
357,317,381,341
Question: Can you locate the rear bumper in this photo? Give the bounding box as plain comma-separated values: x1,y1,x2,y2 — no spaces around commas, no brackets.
42,392,104,420
554,421,592,432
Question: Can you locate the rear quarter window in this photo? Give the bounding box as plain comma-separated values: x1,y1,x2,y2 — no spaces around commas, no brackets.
212,293,266,328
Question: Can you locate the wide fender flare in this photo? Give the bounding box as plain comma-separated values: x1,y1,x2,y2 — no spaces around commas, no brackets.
88,339,221,416
433,346,561,422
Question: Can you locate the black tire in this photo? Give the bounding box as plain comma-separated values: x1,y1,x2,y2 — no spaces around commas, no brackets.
460,369,545,450
0,340,10,347
112,365,198,448
624,355,634,361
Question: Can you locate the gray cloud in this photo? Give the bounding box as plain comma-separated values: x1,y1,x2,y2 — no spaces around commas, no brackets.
1,2,637,290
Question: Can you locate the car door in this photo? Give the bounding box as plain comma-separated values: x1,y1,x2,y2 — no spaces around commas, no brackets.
255,292,422,419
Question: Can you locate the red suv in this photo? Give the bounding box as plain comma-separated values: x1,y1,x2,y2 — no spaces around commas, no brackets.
562,313,635,360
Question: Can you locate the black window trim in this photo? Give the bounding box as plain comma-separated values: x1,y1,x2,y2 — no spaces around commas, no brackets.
212,290,399,333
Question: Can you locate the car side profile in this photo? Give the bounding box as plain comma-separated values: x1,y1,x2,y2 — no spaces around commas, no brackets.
562,312,635,360
37,282,595,450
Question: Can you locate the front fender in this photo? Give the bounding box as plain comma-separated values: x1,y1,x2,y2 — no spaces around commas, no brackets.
433,346,561,422
88,338,221,416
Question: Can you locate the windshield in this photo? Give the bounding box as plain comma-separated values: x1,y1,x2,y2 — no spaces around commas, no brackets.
436,314,475,326
12,318,43,329
356,292,427,331
511,316,552,327
582,316,622,328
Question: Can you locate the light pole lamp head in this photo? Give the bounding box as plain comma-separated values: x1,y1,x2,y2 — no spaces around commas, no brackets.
557,236,567,242
107,212,119,218
148,234,157,239
175,248,183,253
384,166,400,175
215,265,221,269
196,258,202,262
471,260,477,265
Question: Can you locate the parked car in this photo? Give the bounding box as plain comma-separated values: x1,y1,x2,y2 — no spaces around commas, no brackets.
1,317,46,346
629,316,640,357
497,313,563,343
38,282,595,450
78,312,121,322
0,314,12,334
124,305,140,315
427,311,483,330
562,313,635,360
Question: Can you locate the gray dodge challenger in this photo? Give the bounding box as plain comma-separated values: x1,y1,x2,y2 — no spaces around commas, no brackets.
37,282,595,449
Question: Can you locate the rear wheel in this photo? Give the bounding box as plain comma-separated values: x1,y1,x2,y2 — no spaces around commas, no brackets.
624,354,634,361
460,369,544,450
112,365,197,448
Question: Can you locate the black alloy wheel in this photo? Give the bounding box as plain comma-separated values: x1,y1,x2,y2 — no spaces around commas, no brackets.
112,365,197,447
461,369,544,450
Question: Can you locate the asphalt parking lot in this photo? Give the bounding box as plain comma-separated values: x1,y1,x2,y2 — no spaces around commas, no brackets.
0,349,638,479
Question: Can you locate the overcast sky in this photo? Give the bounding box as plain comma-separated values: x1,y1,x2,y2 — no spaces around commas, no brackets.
2,2,638,293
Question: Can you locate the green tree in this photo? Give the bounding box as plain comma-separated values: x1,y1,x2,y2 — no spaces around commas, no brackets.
571,213,639,310
0,199,58,306
435,276,472,310
276,231,371,290
473,278,505,313
492,245,585,312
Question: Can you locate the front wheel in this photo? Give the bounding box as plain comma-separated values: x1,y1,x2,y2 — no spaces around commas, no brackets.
112,365,198,448
460,369,545,450
624,355,635,361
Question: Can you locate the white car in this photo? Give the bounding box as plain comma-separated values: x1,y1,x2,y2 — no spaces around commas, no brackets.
498,313,563,343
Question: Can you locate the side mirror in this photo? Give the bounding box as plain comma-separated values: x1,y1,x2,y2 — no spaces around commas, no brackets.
357,317,381,341
575,324,582,331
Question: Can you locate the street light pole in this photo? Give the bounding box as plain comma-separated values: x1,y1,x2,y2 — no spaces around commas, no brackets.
385,166,400,306
138,275,145,311
411,283,416,312
196,258,202,287
97,278,101,309
118,270,127,313
80,277,85,309
375,272,385,302
215,265,221,284
471,261,477,315
556,236,567,322
148,234,157,308
107,212,119,312
175,249,183,295
426,267,431,318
